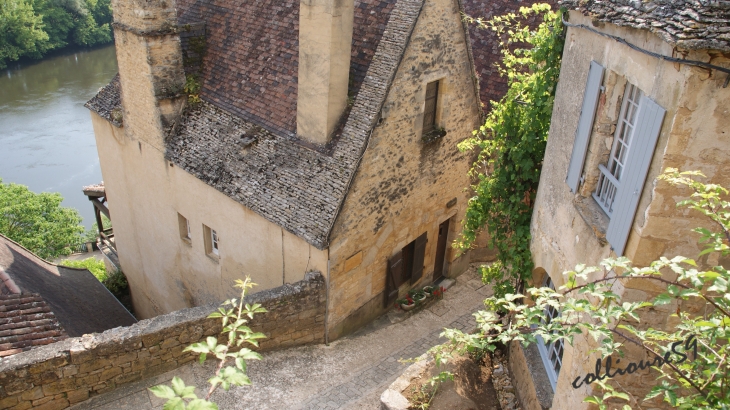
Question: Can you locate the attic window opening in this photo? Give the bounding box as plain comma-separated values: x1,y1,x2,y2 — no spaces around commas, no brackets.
422,80,440,134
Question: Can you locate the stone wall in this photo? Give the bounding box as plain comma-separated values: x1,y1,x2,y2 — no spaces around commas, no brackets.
0,272,325,410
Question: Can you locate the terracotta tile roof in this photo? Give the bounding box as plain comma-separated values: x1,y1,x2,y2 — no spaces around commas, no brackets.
461,0,557,113
0,235,137,337
0,294,68,357
84,74,122,127
561,0,730,52
167,0,425,249
175,0,398,137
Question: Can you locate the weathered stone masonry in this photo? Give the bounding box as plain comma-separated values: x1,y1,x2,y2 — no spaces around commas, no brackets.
0,272,325,410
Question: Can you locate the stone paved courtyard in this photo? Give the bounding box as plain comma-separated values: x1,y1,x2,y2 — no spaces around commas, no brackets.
71,266,492,410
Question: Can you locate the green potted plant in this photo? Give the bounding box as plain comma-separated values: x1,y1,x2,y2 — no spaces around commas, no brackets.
423,285,435,297
397,296,416,311
408,289,427,303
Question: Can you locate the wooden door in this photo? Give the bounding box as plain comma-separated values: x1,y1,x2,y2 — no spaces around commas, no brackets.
433,219,450,281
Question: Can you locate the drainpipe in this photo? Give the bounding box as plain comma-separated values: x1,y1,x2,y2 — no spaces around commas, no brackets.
325,258,330,345
0,266,21,294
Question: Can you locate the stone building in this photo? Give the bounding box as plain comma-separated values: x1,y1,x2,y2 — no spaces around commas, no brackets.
515,1,730,408
84,0,549,339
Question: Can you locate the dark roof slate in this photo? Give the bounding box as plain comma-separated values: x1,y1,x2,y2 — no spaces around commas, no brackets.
0,235,137,337
84,74,122,127
167,0,425,249
461,0,557,112
174,0,398,137
561,0,730,52
0,294,68,357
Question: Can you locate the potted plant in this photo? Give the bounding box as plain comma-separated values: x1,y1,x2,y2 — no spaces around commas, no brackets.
423,285,435,297
397,296,416,311
408,289,427,304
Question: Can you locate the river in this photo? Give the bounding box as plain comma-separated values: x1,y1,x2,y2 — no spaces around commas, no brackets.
0,45,118,229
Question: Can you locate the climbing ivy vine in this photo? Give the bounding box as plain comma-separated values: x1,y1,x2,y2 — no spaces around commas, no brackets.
456,4,565,297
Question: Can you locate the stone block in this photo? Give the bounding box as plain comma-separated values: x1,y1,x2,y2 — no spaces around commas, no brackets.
0,395,19,408
61,366,78,378
79,358,111,374
9,401,31,410
20,386,42,401
99,367,123,382
42,379,77,396
31,396,52,406
66,388,89,405
4,381,32,397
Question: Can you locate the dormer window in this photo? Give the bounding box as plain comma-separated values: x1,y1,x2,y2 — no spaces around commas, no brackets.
423,80,439,133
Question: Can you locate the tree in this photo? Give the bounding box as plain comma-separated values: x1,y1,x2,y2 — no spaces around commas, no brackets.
0,179,85,260
456,4,565,298
0,0,49,69
441,169,730,408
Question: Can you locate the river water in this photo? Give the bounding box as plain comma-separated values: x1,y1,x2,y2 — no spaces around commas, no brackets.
0,45,118,228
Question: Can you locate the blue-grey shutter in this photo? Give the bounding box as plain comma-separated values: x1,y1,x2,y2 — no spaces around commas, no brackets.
566,61,605,192
605,96,666,256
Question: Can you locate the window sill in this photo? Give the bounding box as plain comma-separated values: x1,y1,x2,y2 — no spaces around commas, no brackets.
421,128,447,144
573,196,609,246
206,253,220,263
181,237,192,247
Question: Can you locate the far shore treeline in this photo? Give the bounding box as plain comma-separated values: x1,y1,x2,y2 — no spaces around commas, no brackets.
0,0,112,69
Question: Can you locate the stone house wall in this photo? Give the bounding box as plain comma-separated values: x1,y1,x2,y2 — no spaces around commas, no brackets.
327,0,481,338
526,10,730,409
0,272,325,410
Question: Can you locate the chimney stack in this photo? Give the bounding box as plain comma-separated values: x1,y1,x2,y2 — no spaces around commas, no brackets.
111,0,186,150
297,0,354,145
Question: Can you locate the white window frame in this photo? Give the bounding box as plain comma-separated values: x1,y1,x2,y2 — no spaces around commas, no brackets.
203,224,219,258
211,229,219,256
536,275,563,392
592,83,643,217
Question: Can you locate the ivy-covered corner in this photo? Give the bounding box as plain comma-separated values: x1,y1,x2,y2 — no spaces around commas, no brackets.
455,4,566,297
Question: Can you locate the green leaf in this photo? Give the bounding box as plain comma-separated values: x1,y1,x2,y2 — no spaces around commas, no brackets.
187,399,219,410
149,385,177,400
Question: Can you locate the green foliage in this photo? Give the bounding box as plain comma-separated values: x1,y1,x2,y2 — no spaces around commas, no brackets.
150,277,268,408
59,256,106,280
184,74,202,104
0,0,49,68
0,179,85,259
0,0,112,68
456,4,565,297
442,169,730,408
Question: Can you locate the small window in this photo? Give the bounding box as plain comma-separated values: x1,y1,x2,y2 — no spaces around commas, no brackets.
203,224,219,258
422,80,439,133
178,213,191,242
536,275,564,392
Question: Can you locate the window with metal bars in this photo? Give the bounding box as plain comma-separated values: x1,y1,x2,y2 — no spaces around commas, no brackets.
536,275,564,391
593,83,643,216
422,81,439,133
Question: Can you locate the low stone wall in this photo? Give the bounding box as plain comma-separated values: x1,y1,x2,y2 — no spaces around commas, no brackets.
0,272,325,410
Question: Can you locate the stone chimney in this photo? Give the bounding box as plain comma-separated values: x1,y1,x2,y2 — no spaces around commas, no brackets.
111,0,186,151
297,0,354,145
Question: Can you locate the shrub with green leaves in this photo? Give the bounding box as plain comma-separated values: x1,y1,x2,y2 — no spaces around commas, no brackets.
59,257,106,281
150,277,267,409
456,4,565,298
440,169,730,408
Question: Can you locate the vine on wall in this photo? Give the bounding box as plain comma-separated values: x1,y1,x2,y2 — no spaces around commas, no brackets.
456,4,565,297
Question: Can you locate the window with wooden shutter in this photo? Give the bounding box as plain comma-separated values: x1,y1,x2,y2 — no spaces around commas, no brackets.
566,61,605,193
604,94,665,256
385,251,403,307
422,81,439,133
410,233,428,284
